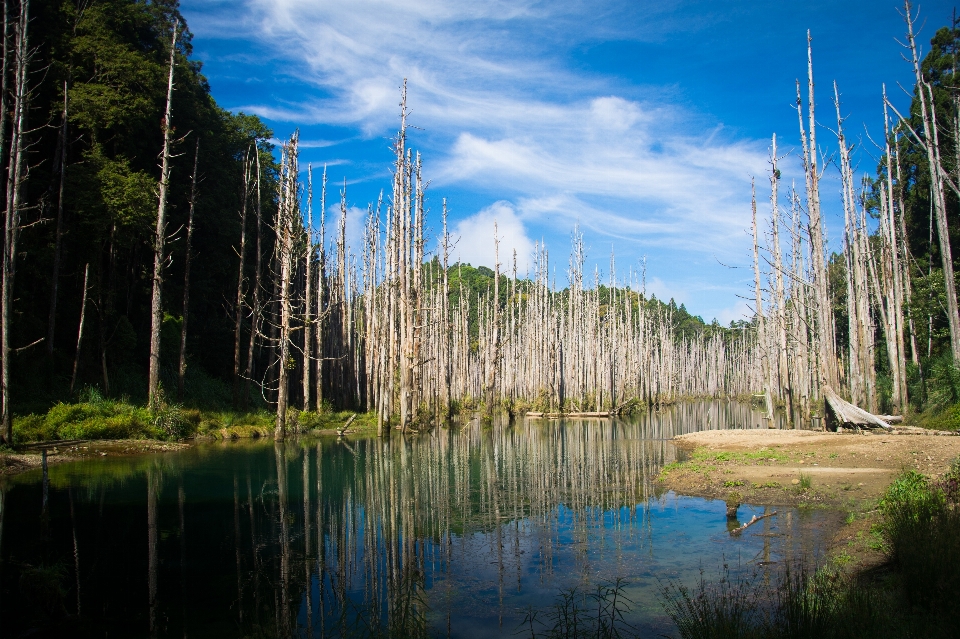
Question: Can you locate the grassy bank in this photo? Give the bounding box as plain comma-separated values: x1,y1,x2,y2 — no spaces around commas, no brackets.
9,388,377,445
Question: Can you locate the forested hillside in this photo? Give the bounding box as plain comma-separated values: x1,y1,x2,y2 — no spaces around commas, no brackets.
1,0,275,429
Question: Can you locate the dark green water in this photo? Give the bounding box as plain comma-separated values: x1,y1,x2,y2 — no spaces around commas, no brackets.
0,401,834,638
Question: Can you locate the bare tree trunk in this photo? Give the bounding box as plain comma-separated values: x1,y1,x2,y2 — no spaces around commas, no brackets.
769,135,792,424
1,0,29,443
315,167,326,411
485,223,501,419
441,199,451,421
47,81,68,357
796,33,838,392
69,264,89,394
903,1,960,362
275,134,299,440
243,150,263,408
750,179,767,398
233,147,252,406
147,20,179,408
178,139,199,400
303,165,313,411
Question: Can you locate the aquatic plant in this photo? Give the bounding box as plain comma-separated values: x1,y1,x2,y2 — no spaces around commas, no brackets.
519,578,639,639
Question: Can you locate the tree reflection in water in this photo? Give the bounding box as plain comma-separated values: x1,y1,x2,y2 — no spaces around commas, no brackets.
0,401,828,638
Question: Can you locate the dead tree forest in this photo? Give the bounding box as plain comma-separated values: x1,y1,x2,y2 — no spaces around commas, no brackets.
3,1,960,444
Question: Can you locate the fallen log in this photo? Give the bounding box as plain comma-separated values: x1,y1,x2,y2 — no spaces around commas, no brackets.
822,385,892,431
525,411,610,419
336,414,357,436
730,510,778,536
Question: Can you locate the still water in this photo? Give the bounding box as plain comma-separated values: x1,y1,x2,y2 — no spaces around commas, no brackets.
0,401,833,638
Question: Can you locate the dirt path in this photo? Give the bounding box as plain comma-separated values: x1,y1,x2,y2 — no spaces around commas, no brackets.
0,439,190,476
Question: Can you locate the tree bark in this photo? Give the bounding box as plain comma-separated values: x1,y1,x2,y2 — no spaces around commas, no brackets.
178,139,198,400
243,149,263,408
70,264,89,394
47,81,68,357
303,164,313,411
275,134,299,440
147,20,179,408
903,1,960,362
1,0,28,443
233,146,251,406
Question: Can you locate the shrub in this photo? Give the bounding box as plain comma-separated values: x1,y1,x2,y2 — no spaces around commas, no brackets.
881,471,960,622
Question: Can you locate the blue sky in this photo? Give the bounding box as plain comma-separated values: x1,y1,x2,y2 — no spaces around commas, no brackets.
182,0,954,324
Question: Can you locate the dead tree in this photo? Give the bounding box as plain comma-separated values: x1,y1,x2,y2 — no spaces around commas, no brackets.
147,19,179,408
47,81,68,357
1,0,29,443
233,146,253,406
242,149,263,407
302,164,313,411
899,1,960,362
796,32,838,391
70,264,89,394
178,139,199,400
274,133,299,440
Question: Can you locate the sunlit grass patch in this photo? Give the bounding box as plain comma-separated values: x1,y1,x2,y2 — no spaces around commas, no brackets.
691,447,790,464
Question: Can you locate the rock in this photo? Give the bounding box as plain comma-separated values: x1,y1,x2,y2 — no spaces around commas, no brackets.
791,478,800,485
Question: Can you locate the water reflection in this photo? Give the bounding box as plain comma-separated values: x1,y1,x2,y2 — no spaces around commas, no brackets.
0,401,830,638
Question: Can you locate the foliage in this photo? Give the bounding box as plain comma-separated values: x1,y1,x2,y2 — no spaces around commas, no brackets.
880,471,960,624
659,565,760,639
7,0,278,417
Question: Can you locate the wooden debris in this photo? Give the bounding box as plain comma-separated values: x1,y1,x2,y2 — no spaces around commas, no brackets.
525,411,610,419
822,385,892,431
336,414,357,437
730,510,778,536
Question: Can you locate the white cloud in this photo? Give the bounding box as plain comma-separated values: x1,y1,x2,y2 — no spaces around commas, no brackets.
320,204,367,259
187,0,780,316
451,201,534,274
715,300,753,326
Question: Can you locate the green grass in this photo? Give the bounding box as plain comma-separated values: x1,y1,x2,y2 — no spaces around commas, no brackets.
13,388,179,442
690,447,790,464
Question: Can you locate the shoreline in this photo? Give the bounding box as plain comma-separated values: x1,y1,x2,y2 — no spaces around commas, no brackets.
0,423,380,477
1,439,192,476
657,427,960,571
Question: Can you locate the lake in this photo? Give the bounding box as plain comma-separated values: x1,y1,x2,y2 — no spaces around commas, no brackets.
0,401,834,638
